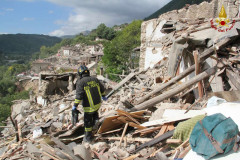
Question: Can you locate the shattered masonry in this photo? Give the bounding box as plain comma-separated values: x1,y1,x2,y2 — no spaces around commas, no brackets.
1,0,240,159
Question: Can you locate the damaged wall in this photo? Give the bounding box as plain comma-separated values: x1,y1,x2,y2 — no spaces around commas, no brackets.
139,0,240,71
38,73,77,96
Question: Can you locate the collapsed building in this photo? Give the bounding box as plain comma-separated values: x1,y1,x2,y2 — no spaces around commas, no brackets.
1,0,240,159
31,44,104,74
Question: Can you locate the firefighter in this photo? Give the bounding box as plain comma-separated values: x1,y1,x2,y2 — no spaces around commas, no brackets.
72,65,107,142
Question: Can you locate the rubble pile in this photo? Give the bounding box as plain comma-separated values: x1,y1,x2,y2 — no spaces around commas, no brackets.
1,8,240,160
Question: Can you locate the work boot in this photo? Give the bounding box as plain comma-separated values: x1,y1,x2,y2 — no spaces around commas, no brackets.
83,131,93,143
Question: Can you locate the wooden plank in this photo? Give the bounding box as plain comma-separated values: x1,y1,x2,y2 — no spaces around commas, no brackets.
154,125,168,138
175,138,189,152
17,124,22,142
132,130,175,154
178,145,191,158
98,110,146,134
98,115,123,134
119,123,128,147
42,151,61,160
97,128,123,135
194,50,203,98
136,65,195,104
0,126,13,128
106,72,136,98
123,153,140,160
117,117,146,130
117,110,141,125
128,122,146,130
132,67,217,111
167,123,175,131
166,139,182,144
136,75,144,84
10,116,19,142
136,38,231,104
134,126,162,135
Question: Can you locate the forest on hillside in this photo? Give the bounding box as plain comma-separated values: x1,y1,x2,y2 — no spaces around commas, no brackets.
145,0,211,20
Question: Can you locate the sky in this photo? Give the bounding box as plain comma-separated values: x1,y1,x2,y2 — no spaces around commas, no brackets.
0,0,170,37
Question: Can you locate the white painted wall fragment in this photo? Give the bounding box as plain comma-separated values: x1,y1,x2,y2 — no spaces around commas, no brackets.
144,20,166,70
37,96,47,106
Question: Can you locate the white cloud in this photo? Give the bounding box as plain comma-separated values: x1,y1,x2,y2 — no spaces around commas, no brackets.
50,30,65,37
49,10,54,14
23,17,35,21
47,0,170,36
4,8,14,12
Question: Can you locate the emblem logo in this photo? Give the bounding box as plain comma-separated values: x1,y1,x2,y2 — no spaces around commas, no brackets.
210,5,235,32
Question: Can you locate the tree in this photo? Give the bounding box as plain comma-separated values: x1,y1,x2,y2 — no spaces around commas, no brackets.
102,20,142,80
96,23,116,40
96,23,108,39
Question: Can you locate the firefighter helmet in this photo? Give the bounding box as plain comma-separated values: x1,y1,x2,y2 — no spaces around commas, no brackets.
78,65,89,77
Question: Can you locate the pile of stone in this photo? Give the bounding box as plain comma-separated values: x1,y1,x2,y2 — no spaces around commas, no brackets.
1,0,240,159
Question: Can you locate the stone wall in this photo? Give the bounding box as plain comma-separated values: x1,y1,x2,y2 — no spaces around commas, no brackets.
139,0,240,71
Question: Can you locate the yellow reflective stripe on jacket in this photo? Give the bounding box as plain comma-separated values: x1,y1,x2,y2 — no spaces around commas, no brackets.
83,103,101,113
85,127,92,132
74,99,81,104
97,85,102,97
85,89,94,108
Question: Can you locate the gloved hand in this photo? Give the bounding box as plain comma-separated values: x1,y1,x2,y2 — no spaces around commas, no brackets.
72,106,80,126
102,96,108,101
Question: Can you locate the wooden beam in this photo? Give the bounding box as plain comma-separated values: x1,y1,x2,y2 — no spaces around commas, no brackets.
132,67,217,111
134,126,162,136
154,125,168,138
119,123,128,147
117,110,141,125
136,38,231,104
123,154,140,160
166,139,182,144
42,151,61,160
128,122,146,130
106,72,137,98
10,117,19,142
132,130,175,154
0,126,13,128
194,50,203,98
178,145,191,158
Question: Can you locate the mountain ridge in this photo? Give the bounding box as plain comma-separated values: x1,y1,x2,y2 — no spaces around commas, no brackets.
0,34,61,55
145,0,211,20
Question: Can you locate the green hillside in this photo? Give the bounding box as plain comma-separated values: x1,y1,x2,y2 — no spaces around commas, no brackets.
145,0,211,20
0,34,61,55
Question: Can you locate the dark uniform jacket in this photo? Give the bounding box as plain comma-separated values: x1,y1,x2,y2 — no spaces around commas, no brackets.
74,74,105,113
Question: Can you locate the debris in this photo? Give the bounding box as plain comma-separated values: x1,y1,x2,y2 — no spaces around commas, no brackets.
2,2,240,159
51,137,82,160
33,128,43,139
172,115,205,142
132,130,175,154
73,144,92,160
132,67,217,111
